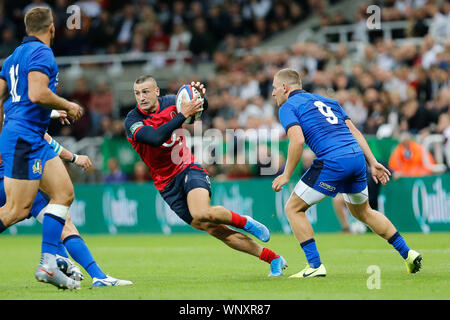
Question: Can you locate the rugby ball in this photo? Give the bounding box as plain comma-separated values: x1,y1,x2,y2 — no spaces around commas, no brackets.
176,85,204,124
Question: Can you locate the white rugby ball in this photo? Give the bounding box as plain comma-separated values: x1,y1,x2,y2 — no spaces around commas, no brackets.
176,84,204,124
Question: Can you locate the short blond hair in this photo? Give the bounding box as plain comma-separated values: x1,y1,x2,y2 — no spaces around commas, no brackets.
275,68,302,87
24,7,53,35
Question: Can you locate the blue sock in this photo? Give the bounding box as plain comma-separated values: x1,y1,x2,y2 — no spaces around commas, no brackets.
388,231,410,259
41,214,65,255
300,238,322,268
56,241,69,258
0,219,6,233
63,235,106,279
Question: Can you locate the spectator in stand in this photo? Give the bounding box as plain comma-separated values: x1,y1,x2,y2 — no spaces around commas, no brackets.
421,34,444,70
75,0,101,18
189,17,216,62
147,20,170,52
69,77,92,140
207,5,228,41
129,30,146,57
170,1,188,27
0,27,19,58
111,119,126,138
388,132,437,178
99,116,114,138
437,113,450,171
54,27,89,56
133,161,151,184
115,4,138,52
0,7,16,35
169,22,192,52
51,0,69,32
400,98,440,133
135,5,157,40
104,158,128,184
88,79,114,136
88,10,117,55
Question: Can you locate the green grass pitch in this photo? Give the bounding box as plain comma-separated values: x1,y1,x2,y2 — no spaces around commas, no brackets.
0,233,449,300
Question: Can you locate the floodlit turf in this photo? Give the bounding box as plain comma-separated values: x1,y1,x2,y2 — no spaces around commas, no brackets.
0,233,448,300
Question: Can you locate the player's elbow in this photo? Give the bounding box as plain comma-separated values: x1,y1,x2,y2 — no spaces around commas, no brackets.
28,89,45,104
290,135,305,147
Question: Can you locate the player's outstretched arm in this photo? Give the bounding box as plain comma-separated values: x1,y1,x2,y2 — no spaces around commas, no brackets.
272,125,304,192
345,119,391,185
28,71,83,122
44,133,93,171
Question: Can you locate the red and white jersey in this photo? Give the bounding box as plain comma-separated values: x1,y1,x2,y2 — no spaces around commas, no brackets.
124,95,195,190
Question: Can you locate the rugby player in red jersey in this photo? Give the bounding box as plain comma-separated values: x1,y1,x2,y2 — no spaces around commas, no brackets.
124,75,286,277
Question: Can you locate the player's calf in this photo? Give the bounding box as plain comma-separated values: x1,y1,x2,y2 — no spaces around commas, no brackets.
0,207,32,231
346,200,395,240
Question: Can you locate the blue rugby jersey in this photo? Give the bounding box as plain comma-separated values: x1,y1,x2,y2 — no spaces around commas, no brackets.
279,89,362,159
0,36,58,135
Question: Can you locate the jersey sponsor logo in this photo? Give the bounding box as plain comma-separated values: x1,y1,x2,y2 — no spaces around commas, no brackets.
318,181,335,192
32,159,42,174
130,121,144,135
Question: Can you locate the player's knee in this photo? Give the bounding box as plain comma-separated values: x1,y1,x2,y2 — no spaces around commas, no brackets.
45,204,70,221
190,220,210,232
50,187,74,206
191,206,218,223
350,205,372,223
284,201,308,217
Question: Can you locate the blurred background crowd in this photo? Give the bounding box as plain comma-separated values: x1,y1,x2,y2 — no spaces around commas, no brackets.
0,0,449,184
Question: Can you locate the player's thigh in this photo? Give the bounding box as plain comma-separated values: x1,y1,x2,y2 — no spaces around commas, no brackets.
343,189,370,221
39,156,74,205
186,187,211,220
184,164,212,220
345,201,371,221
292,179,328,210
3,177,39,211
285,190,312,215
332,193,345,208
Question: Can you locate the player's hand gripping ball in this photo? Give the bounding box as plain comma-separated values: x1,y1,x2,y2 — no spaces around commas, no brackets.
176,84,204,124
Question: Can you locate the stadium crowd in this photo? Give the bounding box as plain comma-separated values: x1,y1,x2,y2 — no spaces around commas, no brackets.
0,0,338,57
0,0,449,183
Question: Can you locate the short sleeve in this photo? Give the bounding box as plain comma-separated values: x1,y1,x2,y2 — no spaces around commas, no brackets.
279,103,300,132
124,114,145,141
27,46,54,78
338,104,350,121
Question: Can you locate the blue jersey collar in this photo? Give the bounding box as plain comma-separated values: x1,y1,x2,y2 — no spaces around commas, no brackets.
289,89,306,98
22,36,44,44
